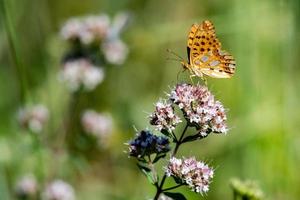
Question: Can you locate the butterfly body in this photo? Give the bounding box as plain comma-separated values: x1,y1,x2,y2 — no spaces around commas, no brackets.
182,20,236,79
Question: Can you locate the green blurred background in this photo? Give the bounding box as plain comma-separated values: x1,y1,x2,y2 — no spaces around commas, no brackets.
0,0,300,199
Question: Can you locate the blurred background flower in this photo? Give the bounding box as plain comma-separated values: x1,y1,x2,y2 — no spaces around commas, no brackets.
81,109,113,146
59,59,104,92
15,174,38,199
60,14,110,45
17,104,49,133
43,180,75,200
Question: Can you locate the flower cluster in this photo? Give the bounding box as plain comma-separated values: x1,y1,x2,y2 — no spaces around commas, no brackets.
169,83,228,136
166,157,214,194
60,13,129,65
43,180,75,200
59,13,129,93
149,100,181,133
59,59,104,92
61,14,110,45
15,174,38,198
81,110,113,145
18,104,49,133
128,130,170,159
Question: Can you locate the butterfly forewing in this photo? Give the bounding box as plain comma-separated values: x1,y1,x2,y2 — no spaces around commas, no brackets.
186,20,235,78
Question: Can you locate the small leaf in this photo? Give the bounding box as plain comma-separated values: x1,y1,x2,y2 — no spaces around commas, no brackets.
145,171,155,184
137,163,155,184
163,192,187,200
153,153,166,163
137,163,151,172
172,176,184,185
161,129,171,137
181,134,199,143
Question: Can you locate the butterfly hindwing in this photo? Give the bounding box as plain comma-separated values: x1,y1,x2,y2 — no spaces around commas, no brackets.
195,50,236,78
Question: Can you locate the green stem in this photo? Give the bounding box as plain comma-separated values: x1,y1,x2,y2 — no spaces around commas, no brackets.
0,0,28,103
172,124,188,156
31,133,45,182
233,190,238,200
153,123,189,200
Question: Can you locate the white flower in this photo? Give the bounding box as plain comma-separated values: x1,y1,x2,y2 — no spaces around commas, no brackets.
43,180,75,200
15,174,38,198
166,157,214,194
102,39,128,65
81,110,113,146
149,100,181,133
60,18,83,41
59,59,104,92
18,104,49,133
82,15,110,44
60,14,110,45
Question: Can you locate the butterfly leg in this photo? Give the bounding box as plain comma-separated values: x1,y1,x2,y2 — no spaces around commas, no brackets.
189,75,195,84
202,76,208,85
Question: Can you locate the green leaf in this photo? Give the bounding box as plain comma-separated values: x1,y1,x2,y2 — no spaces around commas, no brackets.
137,163,155,184
153,153,166,163
161,129,171,137
137,163,151,172
172,176,184,185
163,192,187,200
145,171,155,184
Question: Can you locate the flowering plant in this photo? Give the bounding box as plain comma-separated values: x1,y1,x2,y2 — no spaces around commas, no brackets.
128,83,229,199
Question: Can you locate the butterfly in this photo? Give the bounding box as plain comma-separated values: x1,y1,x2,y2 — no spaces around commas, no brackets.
169,20,236,80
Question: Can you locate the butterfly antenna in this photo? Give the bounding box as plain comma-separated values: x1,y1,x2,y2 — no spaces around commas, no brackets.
166,57,182,62
166,49,184,60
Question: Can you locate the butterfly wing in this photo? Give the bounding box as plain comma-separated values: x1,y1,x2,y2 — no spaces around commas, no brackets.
189,21,221,64
194,49,236,78
186,24,199,64
187,20,235,78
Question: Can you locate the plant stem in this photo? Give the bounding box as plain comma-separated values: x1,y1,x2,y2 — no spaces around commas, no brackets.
233,190,238,200
173,124,188,156
1,0,28,103
153,123,189,200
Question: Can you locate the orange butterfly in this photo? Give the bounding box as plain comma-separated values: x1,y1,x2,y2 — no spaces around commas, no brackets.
170,20,236,80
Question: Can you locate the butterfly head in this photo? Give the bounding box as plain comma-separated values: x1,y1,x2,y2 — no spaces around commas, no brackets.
180,60,190,70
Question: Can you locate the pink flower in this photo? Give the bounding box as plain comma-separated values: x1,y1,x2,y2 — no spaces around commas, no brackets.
59,59,104,92
15,174,38,198
166,157,214,194
43,180,75,200
81,110,113,146
18,104,49,133
169,83,228,136
149,100,181,133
